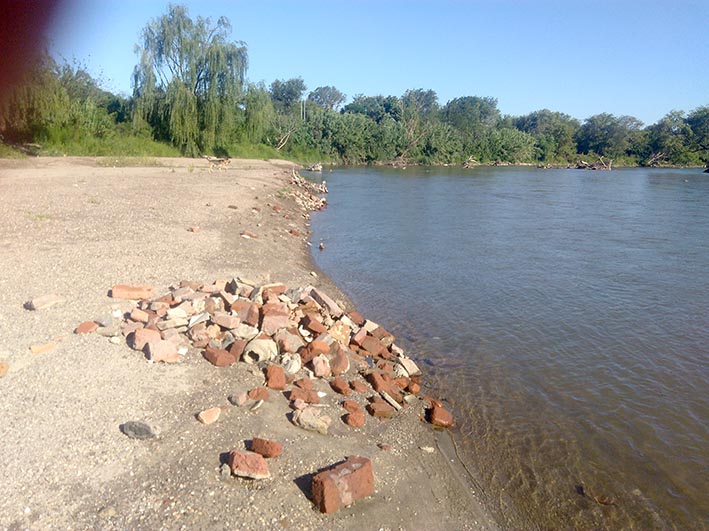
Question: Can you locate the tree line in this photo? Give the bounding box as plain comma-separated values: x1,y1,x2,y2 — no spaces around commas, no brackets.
1,4,707,167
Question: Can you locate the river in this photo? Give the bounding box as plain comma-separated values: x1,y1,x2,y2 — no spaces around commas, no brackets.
310,166,709,530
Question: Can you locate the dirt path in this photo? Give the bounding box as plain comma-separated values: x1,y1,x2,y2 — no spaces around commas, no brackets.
0,157,498,531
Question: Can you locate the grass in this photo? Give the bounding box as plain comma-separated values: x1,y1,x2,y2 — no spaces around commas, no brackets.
39,134,181,158
0,144,26,158
223,142,284,160
25,209,52,221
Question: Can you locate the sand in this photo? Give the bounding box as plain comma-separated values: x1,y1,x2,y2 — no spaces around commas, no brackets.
0,157,498,530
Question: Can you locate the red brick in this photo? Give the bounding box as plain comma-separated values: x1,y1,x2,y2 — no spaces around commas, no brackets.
311,456,374,514
260,303,289,336
250,437,283,458
350,379,368,394
74,321,98,334
360,336,386,357
197,407,221,424
330,377,350,396
293,377,314,390
367,401,396,418
212,312,240,329
370,325,395,346
228,339,247,359
342,400,361,414
130,308,150,323
248,387,269,401
230,300,260,327
301,314,328,335
429,405,454,428
203,346,236,367
130,327,161,351
364,371,390,393
146,340,180,363
330,348,350,376
348,311,365,327
351,327,367,347
344,410,365,428
110,284,155,300
392,377,410,390
227,450,270,480
288,387,320,404
299,340,330,364
407,381,421,394
265,365,286,390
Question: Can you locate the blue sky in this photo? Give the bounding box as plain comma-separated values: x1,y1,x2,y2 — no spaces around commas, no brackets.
48,0,708,125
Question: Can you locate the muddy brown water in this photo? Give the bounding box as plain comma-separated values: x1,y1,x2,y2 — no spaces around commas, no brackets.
311,166,709,530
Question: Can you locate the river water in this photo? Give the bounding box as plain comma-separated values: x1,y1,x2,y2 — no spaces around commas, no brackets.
310,166,708,530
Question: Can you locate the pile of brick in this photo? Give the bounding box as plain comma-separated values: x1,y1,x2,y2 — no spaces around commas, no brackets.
89,277,454,512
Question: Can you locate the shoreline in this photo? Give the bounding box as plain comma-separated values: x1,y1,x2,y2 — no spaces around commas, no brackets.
0,157,499,530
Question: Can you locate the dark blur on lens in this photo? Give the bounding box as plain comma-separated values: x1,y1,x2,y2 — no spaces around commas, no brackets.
0,0,60,98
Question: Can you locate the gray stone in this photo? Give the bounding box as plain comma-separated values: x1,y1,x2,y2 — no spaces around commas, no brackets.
243,337,278,363
281,352,302,375
166,307,188,320
291,406,331,434
397,357,422,377
380,391,403,411
120,421,157,440
232,323,260,341
94,314,114,328
25,294,64,311
188,312,210,329
96,325,121,337
156,317,188,331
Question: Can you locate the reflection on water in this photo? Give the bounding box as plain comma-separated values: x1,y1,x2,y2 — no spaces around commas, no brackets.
311,166,709,530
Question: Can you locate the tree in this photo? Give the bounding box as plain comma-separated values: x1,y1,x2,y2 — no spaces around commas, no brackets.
269,78,306,114
243,82,274,144
686,106,709,163
401,89,439,121
0,52,68,143
575,113,644,159
514,109,579,162
307,86,346,111
442,96,500,158
643,111,692,165
132,4,248,156
342,94,401,123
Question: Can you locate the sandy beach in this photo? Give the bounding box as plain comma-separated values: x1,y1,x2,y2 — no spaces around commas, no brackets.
0,157,498,530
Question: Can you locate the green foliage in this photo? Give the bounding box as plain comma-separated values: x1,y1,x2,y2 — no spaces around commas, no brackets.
0,143,25,158
132,4,247,156
270,78,307,114
574,113,644,160
39,133,180,157
686,106,709,163
307,86,346,111
2,3,706,168
514,109,580,162
243,83,275,144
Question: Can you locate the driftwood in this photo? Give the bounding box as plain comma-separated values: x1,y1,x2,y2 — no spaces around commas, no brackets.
463,156,478,169
576,156,612,171
646,152,667,167
201,155,231,172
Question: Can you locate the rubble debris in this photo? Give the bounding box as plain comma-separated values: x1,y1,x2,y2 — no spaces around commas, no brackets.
311,456,374,514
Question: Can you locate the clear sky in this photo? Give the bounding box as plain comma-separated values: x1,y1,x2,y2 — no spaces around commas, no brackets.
47,0,708,125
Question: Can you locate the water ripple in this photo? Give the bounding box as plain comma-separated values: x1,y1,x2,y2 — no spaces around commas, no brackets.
312,166,709,529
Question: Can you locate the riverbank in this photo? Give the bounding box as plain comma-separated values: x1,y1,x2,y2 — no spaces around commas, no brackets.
0,157,498,530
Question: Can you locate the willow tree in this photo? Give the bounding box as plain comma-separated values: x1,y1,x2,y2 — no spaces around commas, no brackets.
132,4,247,156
